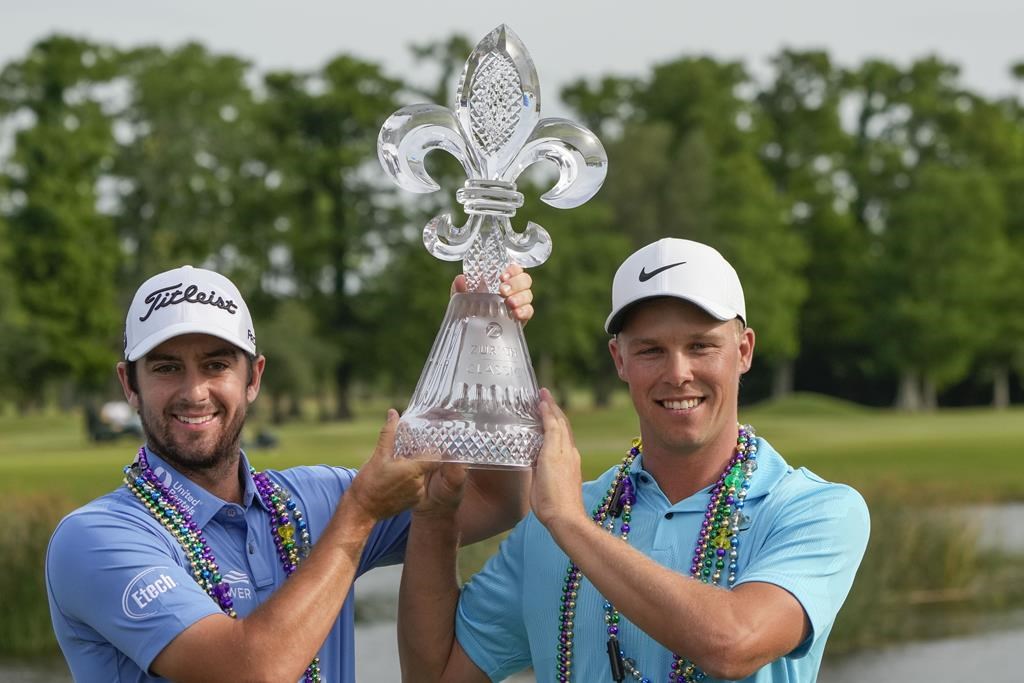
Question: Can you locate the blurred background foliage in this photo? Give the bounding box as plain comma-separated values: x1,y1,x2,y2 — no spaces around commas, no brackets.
1,34,1023,420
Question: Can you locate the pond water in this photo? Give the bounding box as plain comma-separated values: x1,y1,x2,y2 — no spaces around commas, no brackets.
818,627,1024,683
961,502,1024,552
10,627,1023,683
355,620,1024,682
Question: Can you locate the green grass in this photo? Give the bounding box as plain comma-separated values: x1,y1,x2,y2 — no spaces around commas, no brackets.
2,391,1022,506
742,395,1024,502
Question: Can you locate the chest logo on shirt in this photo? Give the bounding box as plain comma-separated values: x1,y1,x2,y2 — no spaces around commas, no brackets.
122,566,179,620
151,466,173,489
223,569,254,601
152,465,202,515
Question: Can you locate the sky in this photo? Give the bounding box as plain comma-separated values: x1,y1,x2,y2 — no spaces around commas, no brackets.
2,0,1023,114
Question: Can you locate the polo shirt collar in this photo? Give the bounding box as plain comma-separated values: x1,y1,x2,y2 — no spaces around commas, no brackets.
140,446,262,528
627,436,790,512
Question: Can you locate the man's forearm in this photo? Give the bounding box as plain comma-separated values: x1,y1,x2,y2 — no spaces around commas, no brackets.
152,493,377,682
458,469,531,545
399,513,462,683
544,512,806,681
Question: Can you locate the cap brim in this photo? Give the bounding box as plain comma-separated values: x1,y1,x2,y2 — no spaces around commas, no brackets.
125,322,254,361
605,294,739,334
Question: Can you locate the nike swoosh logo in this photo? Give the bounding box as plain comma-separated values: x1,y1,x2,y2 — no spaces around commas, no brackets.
638,261,687,282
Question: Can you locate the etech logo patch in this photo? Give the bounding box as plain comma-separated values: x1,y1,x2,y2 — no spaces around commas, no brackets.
122,567,179,620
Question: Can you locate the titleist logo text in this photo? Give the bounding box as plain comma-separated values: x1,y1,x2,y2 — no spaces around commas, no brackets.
140,283,238,322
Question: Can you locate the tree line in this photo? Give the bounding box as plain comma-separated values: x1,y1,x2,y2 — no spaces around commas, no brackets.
1,35,1022,418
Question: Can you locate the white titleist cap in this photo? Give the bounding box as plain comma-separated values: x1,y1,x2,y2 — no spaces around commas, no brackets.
605,238,746,334
124,265,256,361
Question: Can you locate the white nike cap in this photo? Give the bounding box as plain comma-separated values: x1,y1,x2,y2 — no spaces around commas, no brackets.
124,265,257,361
605,238,746,334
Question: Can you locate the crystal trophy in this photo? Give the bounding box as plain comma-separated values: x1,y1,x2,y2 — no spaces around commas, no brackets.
377,25,607,467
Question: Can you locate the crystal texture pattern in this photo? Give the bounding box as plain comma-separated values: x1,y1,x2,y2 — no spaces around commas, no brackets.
378,25,607,467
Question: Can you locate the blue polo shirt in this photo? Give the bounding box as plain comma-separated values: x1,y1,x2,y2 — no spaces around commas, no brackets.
46,447,410,683
456,437,870,682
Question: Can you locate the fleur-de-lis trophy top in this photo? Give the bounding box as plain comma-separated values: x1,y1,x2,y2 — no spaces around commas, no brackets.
377,26,607,468
378,24,608,292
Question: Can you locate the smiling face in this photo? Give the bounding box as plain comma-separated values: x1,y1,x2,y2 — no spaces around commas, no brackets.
117,333,265,475
609,298,754,463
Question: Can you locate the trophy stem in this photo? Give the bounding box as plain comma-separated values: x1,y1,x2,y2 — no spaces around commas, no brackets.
463,216,511,294
395,292,542,468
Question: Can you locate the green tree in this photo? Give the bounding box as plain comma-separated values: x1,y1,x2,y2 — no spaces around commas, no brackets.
0,213,30,403
257,299,340,422
843,56,1020,407
114,43,260,292
0,35,122,401
971,68,1024,407
599,122,713,251
638,57,761,155
758,50,872,399
256,56,403,419
561,75,638,140
878,164,1005,409
575,57,808,398
983,92,1024,406
517,192,627,406
354,237,457,399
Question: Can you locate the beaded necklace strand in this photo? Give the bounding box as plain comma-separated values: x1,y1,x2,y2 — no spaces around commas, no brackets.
555,425,758,683
124,447,321,682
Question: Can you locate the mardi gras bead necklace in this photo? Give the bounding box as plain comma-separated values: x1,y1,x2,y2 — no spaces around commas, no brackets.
124,447,320,682
555,425,758,683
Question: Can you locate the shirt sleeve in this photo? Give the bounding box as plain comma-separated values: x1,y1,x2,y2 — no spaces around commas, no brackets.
46,507,224,675
360,508,411,572
275,464,412,575
734,472,870,658
455,515,533,681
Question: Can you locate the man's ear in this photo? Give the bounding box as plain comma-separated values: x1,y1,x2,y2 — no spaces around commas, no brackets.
247,355,267,403
738,327,756,375
116,362,139,409
608,337,627,382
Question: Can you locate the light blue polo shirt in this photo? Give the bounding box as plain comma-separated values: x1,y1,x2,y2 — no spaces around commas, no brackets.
46,446,410,683
456,437,870,682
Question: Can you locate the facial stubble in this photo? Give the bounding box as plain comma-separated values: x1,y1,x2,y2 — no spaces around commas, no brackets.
137,395,248,477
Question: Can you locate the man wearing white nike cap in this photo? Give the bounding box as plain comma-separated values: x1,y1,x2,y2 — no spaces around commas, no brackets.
399,238,870,682
46,263,535,683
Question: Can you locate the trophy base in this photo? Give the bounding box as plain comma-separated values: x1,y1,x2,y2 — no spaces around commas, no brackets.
395,291,543,468
394,419,542,469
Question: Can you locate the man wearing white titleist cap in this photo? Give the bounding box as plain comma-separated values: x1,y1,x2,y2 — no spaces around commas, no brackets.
399,238,870,682
46,263,536,683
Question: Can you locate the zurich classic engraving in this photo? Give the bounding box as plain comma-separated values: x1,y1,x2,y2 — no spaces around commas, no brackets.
453,317,522,388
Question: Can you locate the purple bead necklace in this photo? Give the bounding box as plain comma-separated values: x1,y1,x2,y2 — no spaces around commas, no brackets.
555,425,758,683
124,447,320,682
